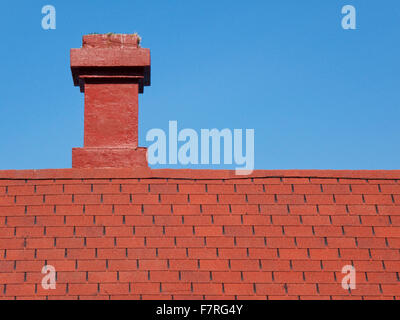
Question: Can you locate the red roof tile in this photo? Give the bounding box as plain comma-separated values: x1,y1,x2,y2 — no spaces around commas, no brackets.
0,168,399,300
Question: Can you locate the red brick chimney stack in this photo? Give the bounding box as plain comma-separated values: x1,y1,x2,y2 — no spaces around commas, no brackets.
70,33,150,168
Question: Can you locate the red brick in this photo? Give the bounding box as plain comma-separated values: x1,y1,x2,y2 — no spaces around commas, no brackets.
154,215,182,225
284,226,313,236
164,226,193,236
119,271,148,282
121,184,148,193
241,271,272,282
335,195,363,205
86,237,115,248
327,237,356,248
158,248,187,259
4,249,34,260
266,237,296,248
139,259,168,270
36,216,64,226
213,215,242,225
254,226,283,236
200,204,230,214
366,272,398,284
63,184,92,194
35,185,64,194
188,248,217,259
219,195,247,204
54,205,84,215
199,259,230,271
274,271,304,283
318,205,347,215
344,226,373,237
77,260,107,271
178,185,206,194
330,216,361,225
291,260,322,271
169,259,198,270
287,284,317,295
189,194,217,204
279,248,308,260
293,185,322,194
75,226,104,237
313,226,343,237
7,185,35,195
277,195,305,204
175,236,204,248
102,194,130,204
36,248,65,259
255,283,286,295
288,205,318,215
100,283,130,295
173,205,201,215
114,204,142,215
378,206,400,215
0,206,25,216
305,195,333,204
360,216,390,226
145,237,174,248
230,259,260,271
224,226,253,236
23,238,53,249
218,248,247,259
205,237,234,247
87,271,118,283
16,227,44,237
365,194,393,205
381,285,400,295
149,184,178,194
192,283,222,295
132,194,158,204
131,283,161,294
301,216,331,225
242,215,271,225
57,272,86,283
282,178,309,184
16,195,43,205
350,185,380,194
235,184,263,194
150,271,180,282
5,284,36,296
46,195,74,204
105,226,133,237
322,185,351,194
230,204,259,214
195,226,223,236
259,205,289,215
235,237,266,248
69,284,98,295
73,194,101,204
370,249,400,260
304,272,335,283
127,248,157,259
224,283,254,295
384,261,400,272
380,185,400,194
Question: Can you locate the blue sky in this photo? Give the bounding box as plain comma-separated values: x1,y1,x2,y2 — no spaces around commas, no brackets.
0,0,399,170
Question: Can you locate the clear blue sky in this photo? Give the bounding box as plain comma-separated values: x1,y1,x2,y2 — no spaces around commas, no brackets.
0,0,399,170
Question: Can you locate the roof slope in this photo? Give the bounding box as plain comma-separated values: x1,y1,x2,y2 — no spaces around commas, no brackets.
0,169,399,300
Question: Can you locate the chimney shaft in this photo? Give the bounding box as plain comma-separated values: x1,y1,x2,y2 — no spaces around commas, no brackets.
70,33,150,168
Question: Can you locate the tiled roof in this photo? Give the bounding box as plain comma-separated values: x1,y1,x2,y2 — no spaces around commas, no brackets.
0,168,399,300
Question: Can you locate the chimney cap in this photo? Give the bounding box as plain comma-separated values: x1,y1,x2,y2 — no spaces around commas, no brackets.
82,33,142,49
70,33,150,93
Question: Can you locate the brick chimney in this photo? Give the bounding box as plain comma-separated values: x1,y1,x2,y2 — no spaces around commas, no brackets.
70,33,150,168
